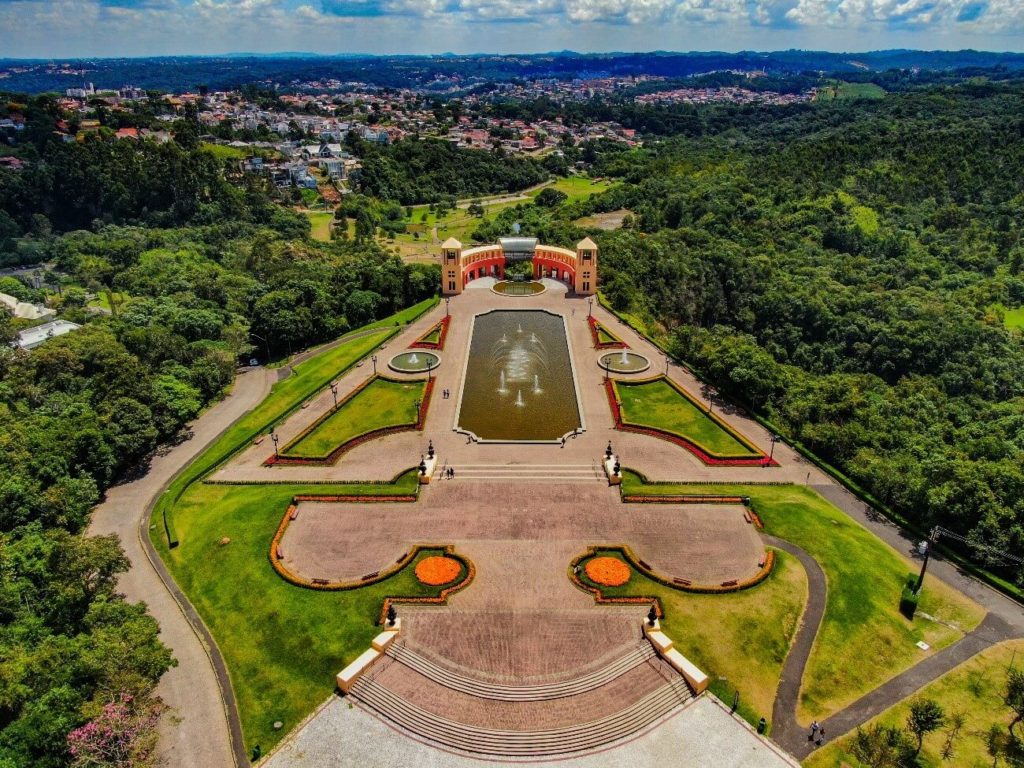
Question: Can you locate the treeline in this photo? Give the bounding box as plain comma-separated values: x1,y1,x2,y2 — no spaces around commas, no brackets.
579,82,1024,574
355,139,548,205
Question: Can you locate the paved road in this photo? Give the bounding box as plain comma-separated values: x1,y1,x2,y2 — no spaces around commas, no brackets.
766,537,827,752
88,367,274,768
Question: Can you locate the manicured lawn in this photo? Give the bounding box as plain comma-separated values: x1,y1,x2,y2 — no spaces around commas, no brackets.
594,321,622,345
614,377,761,458
804,639,1024,768
419,325,442,344
305,211,334,242
158,471,458,754
87,289,130,312
1003,306,1024,330
619,473,986,723
578,547,807,732
155,297,438,543
282,377,425,459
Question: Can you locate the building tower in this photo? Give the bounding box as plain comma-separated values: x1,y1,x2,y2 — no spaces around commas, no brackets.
574,237,598,296
441,237,463,296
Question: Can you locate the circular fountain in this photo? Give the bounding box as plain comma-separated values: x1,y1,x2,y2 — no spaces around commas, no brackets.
599,349,651,375
388,351,441,374
492,280,546,297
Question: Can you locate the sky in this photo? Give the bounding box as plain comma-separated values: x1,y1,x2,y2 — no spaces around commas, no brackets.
0,0,1021,59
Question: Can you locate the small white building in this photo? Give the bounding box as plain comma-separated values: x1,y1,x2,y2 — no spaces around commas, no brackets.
0,293,55,321
16,320,81,350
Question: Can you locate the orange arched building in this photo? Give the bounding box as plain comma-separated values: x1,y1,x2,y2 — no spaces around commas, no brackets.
440,237,598,297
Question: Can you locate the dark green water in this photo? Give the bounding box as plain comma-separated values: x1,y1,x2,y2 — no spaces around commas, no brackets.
457,310,582,441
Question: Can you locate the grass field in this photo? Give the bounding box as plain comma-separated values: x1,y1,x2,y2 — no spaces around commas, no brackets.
815,82,887,102
1002,306,1024,330
390,176,616,254
419,324,442,345
614,377,761,458
595,321,622,345
619,474,986,723
87,289,130,312
159,472,449,754
804,640,1024,768
154,297,438,542
282,377,425,458
304,211,334,242
578,547,807,731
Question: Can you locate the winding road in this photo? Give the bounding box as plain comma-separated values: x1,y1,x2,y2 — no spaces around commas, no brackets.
88,366,274,768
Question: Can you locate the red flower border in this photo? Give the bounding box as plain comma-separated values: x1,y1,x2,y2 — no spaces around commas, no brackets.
569,545,775,601
410,316,451,350
588,315,627,350
265,376,435,466
604,377,778,467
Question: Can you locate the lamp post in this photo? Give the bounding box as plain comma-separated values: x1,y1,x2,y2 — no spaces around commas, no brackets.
445,297,450,317
707,387,716,414
251,333,271,365
329,380,339,410
665,354,670,375
371,355,377,375
271,430,280,459
914,528,940,594
768,434,781,465
588,297,593,318
414,398,421,423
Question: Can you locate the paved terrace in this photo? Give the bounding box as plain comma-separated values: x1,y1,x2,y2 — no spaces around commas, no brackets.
212,279,820,486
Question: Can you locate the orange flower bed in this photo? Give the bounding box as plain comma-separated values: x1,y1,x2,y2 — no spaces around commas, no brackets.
415,556,462,586
585,557,631,587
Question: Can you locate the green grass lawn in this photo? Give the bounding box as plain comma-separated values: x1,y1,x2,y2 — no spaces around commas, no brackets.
305,211,333,242
393,176,616,248
87,289,130,312
804,639,1024,768
815,82,887,102
154,297,438,543
619,473,986,723
614,377,761,458
418,324,442,345
282,377,425,459
578,547,807,731
594,321,622,345
158,471,456,754
1002,306,1024,330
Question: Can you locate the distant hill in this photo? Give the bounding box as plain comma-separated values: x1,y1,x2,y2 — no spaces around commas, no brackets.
2,49,1024,94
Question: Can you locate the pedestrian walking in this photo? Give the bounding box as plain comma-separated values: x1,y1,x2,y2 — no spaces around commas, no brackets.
811,720,819,734
451,467,455,478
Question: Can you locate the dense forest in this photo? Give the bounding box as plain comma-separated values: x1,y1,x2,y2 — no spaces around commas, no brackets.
355,139,548,205
581,81,1024,576
0,96,438,766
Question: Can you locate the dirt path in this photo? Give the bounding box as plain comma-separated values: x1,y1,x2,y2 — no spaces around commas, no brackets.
88,367,275,768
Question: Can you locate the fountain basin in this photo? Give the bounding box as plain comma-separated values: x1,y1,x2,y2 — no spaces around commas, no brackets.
491,280,546,297
456,309,583,442
389,351,440,374
599,350,650,374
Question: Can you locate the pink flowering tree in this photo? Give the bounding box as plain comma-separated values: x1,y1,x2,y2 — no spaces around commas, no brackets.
67,694,165,768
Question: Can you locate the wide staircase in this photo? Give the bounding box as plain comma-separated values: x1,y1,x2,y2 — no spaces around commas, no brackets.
434,463,604,483
348,639,694,758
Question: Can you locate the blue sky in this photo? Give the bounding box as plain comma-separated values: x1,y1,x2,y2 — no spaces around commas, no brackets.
0,0,1021,58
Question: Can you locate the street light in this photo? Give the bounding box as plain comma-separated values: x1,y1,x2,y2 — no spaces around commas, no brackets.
271,430,280,458
371,355,377,375
665,354,670,375
707,388,716,414
329,380,339,410
768,434,782,464
445,297,450,317
251,333,271,365
588,297,593,318
414,398,421,423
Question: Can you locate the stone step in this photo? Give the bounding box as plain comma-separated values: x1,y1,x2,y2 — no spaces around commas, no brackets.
434,464,603,482
350,676,692,757
386,640,656,701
